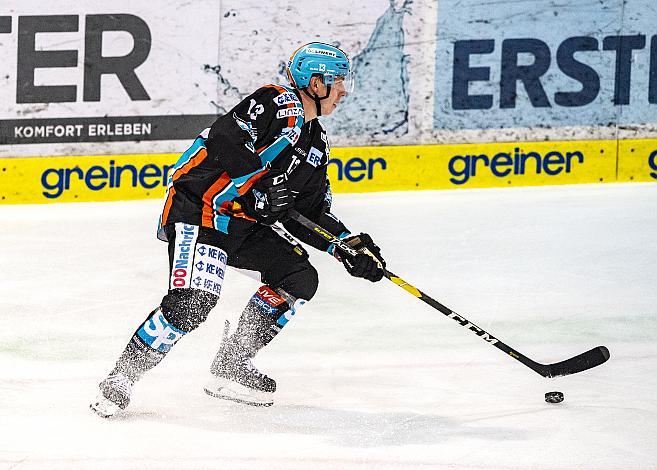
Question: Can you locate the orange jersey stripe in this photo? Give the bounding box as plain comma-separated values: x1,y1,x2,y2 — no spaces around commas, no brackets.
201,172,232,228
264,84,289,94
237,168,268,196
160,187,177,227
172,147,208,183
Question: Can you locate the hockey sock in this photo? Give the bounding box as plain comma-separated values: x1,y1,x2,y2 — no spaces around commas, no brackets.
110,307,187,382
211,286,305,372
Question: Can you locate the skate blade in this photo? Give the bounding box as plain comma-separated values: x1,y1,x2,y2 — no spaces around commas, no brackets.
204,377,274,407
90,394,122,418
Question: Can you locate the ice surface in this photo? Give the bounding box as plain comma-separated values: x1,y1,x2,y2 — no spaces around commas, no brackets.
1,183,656,469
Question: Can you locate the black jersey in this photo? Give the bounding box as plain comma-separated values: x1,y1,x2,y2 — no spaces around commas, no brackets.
158,84,348,252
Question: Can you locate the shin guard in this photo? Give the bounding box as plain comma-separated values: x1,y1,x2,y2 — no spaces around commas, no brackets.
233,285,304,356
110,307,187,382
210,286,305,374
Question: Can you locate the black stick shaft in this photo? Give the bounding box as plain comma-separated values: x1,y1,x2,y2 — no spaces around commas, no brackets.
287,209,610,378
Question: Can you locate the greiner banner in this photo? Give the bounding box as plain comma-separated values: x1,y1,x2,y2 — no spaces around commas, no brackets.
2,140,656,204
0,1,219,147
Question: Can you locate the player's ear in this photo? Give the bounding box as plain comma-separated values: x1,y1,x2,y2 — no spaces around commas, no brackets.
310,75,322,91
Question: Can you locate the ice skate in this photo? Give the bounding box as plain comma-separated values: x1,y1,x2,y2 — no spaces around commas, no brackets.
204,349,276,407
90,372,134,418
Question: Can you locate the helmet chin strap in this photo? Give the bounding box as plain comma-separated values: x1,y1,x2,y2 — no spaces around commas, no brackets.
302,85,332,117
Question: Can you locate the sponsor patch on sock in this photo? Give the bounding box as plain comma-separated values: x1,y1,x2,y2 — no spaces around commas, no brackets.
250,286,286,316
137,308,186,353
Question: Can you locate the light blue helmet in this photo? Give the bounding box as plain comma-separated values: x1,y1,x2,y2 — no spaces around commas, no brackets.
286,42,354,92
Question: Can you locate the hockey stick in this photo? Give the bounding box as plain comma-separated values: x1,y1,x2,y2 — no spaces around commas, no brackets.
288,209,610,378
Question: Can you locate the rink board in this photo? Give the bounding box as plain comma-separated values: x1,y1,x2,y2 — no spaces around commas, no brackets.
1,139,656,203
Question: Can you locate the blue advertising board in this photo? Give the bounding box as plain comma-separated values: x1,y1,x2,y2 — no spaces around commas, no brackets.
434,0,657,130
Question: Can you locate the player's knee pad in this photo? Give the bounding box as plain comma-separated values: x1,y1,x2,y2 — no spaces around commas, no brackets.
275,264,319,301
160,288,219,332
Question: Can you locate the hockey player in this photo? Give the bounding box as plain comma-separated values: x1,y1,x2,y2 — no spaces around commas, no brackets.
90,42,386,417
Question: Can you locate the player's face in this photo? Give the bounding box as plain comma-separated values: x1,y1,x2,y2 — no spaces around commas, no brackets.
319,76,348,116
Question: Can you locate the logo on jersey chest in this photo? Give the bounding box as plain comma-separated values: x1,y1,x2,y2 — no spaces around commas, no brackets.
276,108,304,119
274,92,300,106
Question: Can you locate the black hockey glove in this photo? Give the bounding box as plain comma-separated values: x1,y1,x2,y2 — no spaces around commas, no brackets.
335,233,386,282
243,170,294,224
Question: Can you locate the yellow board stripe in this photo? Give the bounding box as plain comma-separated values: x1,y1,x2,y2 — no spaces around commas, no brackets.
1,138,655,204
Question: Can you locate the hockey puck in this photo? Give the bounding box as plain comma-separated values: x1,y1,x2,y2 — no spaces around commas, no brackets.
545,391,564,403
